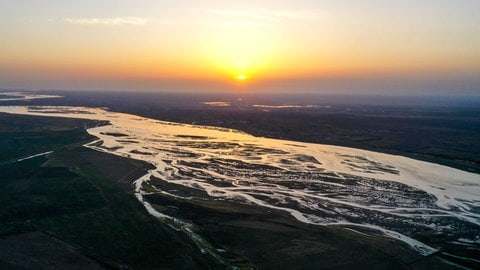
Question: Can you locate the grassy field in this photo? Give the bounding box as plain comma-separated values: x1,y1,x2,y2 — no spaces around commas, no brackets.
0,112,463,269
0,113,215,269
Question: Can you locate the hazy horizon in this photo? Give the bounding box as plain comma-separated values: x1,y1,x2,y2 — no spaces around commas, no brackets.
1,2,480,267
1,0,480,95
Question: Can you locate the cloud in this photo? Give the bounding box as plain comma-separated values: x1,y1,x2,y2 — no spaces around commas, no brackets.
198,8,318,28
63,17,149,26
205,9,276,21
203,9,317,22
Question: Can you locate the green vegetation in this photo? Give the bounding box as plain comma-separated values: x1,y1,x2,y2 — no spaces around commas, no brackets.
0,113,100,163
0,113,214,269
0,112,463,269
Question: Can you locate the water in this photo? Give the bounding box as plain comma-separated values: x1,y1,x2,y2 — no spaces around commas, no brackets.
1,105,479,257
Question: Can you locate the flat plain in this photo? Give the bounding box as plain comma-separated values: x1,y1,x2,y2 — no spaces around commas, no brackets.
0,92,479,269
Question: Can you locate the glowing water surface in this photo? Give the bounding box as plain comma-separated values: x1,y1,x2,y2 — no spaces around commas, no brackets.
1,106,479,256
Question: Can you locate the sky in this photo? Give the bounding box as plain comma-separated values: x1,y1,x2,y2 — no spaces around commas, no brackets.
1,0,479,94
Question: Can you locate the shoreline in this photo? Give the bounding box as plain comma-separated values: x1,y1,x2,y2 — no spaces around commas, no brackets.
1,105,479,266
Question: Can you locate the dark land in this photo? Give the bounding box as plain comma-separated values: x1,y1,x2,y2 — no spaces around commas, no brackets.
1,90,479,269
0,113,218,269
15,90,479,174
0,113,461,269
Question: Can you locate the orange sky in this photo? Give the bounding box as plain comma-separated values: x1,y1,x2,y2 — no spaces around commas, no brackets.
1,1,480,94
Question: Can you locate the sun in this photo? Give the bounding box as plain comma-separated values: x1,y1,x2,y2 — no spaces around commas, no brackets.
236,74,247,80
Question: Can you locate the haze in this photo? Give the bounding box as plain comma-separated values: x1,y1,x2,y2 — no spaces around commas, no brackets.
1,0,479,94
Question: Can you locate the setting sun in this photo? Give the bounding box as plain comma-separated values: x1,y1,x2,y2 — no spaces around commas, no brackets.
0,1,478,95
236,74,247,81
1,1,480,268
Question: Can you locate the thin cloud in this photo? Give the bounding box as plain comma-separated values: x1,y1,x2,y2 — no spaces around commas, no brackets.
203,8,318,22
270,10,318,20
201,20,275,28
63,17,149,26
205,9,276,21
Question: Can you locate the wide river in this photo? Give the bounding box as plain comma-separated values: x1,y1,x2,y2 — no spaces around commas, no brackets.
1,105,479,257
